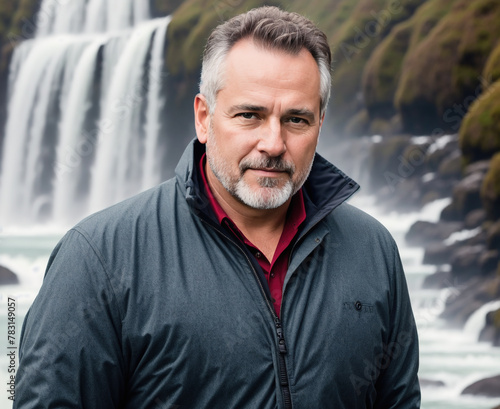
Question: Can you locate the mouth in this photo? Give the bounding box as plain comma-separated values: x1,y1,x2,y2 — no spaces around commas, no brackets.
248,168,288,177
240,157,295,178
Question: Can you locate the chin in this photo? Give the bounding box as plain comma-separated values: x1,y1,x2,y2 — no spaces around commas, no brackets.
235,182,293,210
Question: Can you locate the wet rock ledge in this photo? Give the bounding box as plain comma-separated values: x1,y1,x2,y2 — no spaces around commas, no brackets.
0,264,18,285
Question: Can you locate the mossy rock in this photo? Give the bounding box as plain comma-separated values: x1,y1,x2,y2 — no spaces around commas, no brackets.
480,307,500,346
459,80,500,165
362,0,455,123
0,0,41,72
493,308,500,331
367,135,412,190
149,0,184,18
344,108,370,137
395,0,500,134
166,0,283,77
369,117,393,136
0,3,16,45
362,22,412,120
437,151,462,179
326,0,418,133
487,221,500,252
483,43,500,86
481,152,500,220
2,0,41,43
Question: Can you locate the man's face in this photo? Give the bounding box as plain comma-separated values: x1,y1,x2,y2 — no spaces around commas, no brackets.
195,38,323,210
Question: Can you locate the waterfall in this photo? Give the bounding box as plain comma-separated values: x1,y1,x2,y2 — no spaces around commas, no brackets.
88,17,171,213
36,0,150,36
142,17,171,191
463,300,500,341
0,2,171,226
52,36,108,221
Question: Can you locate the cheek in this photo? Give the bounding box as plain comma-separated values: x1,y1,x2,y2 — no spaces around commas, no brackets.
291,139,317,167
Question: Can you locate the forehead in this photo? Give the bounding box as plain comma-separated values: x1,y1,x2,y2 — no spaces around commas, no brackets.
218,38,321,112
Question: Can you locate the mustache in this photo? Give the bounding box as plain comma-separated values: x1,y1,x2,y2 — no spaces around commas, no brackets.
239,156,295,175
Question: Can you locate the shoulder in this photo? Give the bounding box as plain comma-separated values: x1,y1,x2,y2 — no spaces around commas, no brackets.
74,179,179,239
323,202,398,257
329,203,394,239
51,179,186,270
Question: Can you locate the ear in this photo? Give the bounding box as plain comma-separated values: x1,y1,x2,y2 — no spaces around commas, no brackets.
316,112,325,140
194,94,210,144
319,112,325,129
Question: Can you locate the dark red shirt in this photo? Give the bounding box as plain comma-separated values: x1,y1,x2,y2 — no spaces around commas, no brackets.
200,154,306,316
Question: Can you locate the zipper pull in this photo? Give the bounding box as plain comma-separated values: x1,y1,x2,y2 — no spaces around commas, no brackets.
275,319,288,354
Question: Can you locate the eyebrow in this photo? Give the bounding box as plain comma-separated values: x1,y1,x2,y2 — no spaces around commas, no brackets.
229,104,268,113
285,108,316,123
229,105,317,122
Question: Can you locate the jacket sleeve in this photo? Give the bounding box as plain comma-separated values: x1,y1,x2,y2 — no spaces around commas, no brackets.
374,244,421,409
14,229,126,409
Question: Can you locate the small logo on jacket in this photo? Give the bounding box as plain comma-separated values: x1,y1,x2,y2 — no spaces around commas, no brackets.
343,301,374,313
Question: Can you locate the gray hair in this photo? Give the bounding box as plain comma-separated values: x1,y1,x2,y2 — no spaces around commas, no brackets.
200,6,332,117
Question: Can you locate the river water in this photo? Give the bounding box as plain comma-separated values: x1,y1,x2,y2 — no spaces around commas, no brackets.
1,196,500,408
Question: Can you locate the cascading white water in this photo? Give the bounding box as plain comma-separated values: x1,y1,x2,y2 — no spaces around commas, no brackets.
89,17,171,213
0,1,170,226
464,300,500,341
36,0,150,36
52,35,108,221
143,17,171,190
0,37,90,222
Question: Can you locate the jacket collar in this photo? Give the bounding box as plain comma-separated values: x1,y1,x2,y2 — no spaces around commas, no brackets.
176,139,360,227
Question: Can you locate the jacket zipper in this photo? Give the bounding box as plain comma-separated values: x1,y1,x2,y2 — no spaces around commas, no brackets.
201,219,293,409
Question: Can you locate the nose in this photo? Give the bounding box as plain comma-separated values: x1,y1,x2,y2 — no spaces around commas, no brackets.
256,118,286,157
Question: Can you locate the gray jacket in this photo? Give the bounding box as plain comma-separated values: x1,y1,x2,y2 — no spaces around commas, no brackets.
15,139,420,408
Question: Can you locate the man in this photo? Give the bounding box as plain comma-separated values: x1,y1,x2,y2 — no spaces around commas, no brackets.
15,6,420,408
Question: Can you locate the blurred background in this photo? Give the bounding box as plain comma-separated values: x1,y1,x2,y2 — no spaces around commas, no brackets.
0,0,500,407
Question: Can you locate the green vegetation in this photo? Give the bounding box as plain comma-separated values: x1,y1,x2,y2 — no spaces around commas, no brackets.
362,22,412,122
166,0,282,77
483,43,500,86
1,0,40,42
394,0,500,133
362,0,456,128
323,0,417,132
0,3,16,41
150,0,184,18
0,0,40,72
494,309,500,329
460,81,500,165
481,152,500,220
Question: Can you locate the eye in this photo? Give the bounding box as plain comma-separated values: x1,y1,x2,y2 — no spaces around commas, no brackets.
236,112,258,120
287,117,308,125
